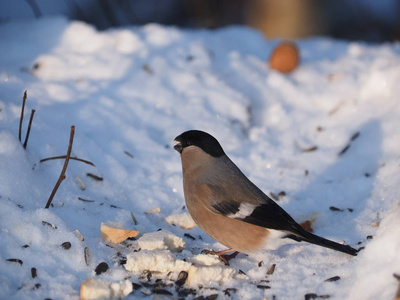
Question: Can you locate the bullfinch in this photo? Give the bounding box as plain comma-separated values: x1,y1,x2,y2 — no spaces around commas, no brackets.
174,130,357,263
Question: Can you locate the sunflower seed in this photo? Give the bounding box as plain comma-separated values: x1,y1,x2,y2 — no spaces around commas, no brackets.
130,212,138,225
267,264,276,275
176,270,188,286
61,242,71,250
86,173,103,181
257,285,271,290
84,247,91,266
95,262,109,275
184,233,196,240
42,221,57,229
75,176,85,190
78,197,95,203
5,258,23,265
324,276,340,282
124,151,134,158
73,229,84,241
31,268,37,278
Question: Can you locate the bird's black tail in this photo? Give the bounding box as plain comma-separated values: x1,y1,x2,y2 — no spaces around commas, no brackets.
287,230,358,256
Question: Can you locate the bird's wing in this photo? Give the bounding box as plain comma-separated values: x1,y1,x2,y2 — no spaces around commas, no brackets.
204,180,358,256
207,182,303,234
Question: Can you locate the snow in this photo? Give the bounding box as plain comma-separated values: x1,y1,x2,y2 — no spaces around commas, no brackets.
0,16,400,300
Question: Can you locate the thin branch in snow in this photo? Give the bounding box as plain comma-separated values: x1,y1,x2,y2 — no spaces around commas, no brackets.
19,90,27,142
40,156,95,167
45,126,75,209
23,109,35,149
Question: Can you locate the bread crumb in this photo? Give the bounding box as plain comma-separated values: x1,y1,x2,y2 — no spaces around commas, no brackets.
165,212,197,229
137,230,185,252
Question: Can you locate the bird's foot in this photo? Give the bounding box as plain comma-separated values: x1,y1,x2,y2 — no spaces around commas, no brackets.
201,249,239,265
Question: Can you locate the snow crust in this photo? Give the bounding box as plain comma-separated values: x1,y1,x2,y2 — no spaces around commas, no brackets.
0,17,400,299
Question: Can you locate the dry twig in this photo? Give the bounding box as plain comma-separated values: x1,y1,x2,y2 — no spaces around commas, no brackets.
23,109,35,149
40,156,95,166
19,90,27,142
45,126,75,209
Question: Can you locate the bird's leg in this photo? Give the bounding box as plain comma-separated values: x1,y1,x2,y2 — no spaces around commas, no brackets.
201,248,239,265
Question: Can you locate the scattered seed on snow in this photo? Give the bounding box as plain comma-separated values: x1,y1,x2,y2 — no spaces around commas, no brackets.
124,150,134,158
184,233,196,240
61,242,71,250
84,247,92,266
95,262,109,275
73,229,84,241
324,276,341,282
86,173,103,181
31,268,37,278
257,285,271,290
42,221,57,229
75,176,85,190
267,264,276,275
5,258,23,265
130,212,138,225
176,270,188,286
78,197,95,202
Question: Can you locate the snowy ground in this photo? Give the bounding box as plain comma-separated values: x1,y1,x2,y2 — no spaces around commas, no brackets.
0,17,400,300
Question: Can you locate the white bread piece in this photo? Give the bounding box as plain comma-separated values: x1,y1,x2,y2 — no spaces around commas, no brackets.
124,250,191,273
80,278,132,300
165,212,197,229
137,230,185,252
187,264,235,287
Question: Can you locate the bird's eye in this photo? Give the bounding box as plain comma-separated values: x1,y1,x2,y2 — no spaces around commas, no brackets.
185,141,191,147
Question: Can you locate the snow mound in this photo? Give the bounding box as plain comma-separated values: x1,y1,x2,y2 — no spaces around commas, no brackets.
0,17,400,300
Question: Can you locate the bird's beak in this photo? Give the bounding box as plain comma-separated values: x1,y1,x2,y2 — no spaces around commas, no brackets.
174,140,183,153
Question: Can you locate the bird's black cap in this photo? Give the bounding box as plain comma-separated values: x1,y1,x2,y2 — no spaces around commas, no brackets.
174,130,225,157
